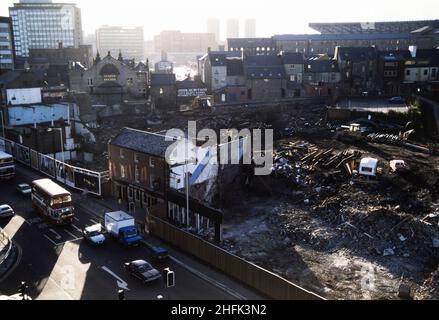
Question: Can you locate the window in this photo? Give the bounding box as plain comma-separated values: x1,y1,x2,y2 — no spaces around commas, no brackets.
121,165,127,179
134,153,139,163
432,68,437,78
424,69,428,76
87,78,93,86
127,78,133,85
149,158,155,168
159,88,164,95
120,149,125,159
290,75,296,81
406,70,411,76
134,165,140,183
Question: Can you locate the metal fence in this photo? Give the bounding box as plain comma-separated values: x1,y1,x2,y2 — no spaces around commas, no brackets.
148,215,324,300
0,137,107,196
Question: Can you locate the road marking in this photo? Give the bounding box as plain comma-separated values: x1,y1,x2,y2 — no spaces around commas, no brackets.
38,223,48,230
49,229,62,240
100,266,130,291
89,219,100,225
55,238,83,247
71,224,82,233
43,234,58,246
64,230,77,239
73,217,79,222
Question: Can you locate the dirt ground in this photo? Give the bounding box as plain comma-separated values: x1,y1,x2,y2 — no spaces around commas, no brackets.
221,133,439,300
86,102,439,299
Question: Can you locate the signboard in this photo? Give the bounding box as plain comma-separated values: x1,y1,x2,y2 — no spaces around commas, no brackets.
74,170,100,195
177,88,208,97
15,144,30,166
39,154,56,178
30,150,39,170
6,88,42,105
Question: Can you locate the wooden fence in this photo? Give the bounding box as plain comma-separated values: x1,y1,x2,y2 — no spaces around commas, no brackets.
148,215,324,300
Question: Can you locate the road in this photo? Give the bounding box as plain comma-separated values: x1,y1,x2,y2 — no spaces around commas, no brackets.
0,165,235,300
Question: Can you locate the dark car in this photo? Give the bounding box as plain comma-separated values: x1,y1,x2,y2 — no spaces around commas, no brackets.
16,184,32,196
123,260,161,283
143,242,169,261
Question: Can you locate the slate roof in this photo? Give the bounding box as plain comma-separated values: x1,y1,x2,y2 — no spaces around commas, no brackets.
281,52,304,64
110,127,177,157
150,73,176,86
378,50,412,61
336,47,377,62
209,53,228,66
305,59,340,73
245,55,286,79
416,48,439,65
199,51,241,64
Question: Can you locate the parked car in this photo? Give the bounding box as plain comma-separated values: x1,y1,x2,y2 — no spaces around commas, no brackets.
0,204,15,219
388,96,405,104
83,224,106,245
144,243,169,262
16,183,32,196
123,260,161,283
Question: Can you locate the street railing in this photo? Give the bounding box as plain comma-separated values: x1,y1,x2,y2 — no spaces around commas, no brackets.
0,136,108,196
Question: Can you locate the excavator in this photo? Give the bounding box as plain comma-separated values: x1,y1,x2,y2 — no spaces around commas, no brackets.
180,95,215,114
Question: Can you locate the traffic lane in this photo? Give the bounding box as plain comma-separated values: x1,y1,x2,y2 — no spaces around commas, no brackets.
76,239,234,300
6,165,236,300
0,213,65,298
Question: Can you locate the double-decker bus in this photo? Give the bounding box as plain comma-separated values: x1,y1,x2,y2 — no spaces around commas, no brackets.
0,151,14,180
31,179,74,225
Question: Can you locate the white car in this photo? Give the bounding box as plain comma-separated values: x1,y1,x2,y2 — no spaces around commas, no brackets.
0,204,15,219
83,224,106,245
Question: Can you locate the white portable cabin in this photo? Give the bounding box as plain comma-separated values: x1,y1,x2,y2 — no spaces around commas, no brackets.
359,157,378,177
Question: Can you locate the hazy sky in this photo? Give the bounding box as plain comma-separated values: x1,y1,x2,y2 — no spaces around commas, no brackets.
1,0,439,40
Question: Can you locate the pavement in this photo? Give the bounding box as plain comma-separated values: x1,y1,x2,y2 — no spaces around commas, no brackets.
0,163,264,300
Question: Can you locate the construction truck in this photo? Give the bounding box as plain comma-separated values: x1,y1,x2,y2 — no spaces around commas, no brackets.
192,95,214,109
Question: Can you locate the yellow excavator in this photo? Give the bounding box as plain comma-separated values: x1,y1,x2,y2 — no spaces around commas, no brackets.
192,95,214,109
181,95,214,114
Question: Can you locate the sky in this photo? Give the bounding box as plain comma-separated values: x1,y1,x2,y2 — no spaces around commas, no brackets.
1,0,439,40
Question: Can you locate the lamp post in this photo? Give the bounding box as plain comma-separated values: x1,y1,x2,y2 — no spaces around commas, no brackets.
52,127,66,183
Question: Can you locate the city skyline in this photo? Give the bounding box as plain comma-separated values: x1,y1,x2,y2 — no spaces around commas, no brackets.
1,0,439,40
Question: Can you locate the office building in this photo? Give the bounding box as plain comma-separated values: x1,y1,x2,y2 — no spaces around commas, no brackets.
9,0,83,58
227,19,239,39
96,26,145,61
207,18,220,42
154,31,216,53
244,19,256,38
0,16,15,72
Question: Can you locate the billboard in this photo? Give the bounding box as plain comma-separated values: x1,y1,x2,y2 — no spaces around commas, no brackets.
30,150,39,170
74,169,100,195
6,88,42,106
15,144,31,166
177,88,208,97
39,154,56,178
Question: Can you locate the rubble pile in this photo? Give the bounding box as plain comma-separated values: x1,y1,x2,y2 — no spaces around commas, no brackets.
222,132,439,300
